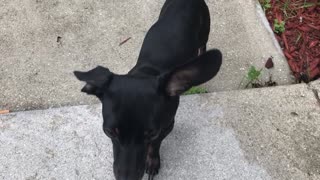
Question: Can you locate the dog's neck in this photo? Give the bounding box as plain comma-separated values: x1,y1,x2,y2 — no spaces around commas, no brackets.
128,63,162,77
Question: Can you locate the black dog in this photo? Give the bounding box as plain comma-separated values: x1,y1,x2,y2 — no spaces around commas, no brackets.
74,0,222,179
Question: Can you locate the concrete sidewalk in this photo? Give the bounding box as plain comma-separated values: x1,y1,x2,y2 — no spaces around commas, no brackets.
1,81,319,180
0,0,294,111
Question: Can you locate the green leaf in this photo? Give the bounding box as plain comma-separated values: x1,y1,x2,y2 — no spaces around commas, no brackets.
261,0,272,11
274,19,285,34
265,4,271,9
183,86,208,95
247,66,262,81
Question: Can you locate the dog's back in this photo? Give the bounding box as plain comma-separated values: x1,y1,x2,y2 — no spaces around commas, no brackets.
131,0,210,74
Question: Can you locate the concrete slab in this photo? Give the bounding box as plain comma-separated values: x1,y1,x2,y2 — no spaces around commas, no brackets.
202,0,295,91
1,83,319,180
0,0,294,111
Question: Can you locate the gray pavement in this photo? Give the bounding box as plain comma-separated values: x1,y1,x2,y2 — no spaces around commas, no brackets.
0,0,294,111
1,82,319,180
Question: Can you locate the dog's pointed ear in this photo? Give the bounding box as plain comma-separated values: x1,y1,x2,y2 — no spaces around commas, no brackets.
73,66,113,96
160,49,222,96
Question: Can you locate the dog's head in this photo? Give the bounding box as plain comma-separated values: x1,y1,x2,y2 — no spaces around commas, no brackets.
74,49,222,180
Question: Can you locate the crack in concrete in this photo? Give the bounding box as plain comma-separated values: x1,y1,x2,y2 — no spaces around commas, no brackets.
94,141,102,156
307,83,320,107
311,88,320,107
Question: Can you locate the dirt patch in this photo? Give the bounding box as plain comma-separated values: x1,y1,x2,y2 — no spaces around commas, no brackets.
251,78,278,88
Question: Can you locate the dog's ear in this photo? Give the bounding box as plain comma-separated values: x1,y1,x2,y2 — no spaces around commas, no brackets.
73,66,113,96
160,49,222,96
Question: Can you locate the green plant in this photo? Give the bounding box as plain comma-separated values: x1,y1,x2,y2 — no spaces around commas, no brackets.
274,19,286,34
239,65,263,88
247,66,262,82
239,65,278,89
260,0,271,11
183,86,208,95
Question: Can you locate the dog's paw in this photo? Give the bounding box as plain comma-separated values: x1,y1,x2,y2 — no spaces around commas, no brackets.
146,155,160,176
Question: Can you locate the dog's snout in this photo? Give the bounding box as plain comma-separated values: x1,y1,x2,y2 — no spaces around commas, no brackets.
113,144,147,180
114,167,145,180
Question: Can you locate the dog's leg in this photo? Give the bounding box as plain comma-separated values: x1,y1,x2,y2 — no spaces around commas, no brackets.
146,121,175,177
146,141,161,176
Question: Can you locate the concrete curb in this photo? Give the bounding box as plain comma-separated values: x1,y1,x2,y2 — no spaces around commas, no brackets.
1,82,319,180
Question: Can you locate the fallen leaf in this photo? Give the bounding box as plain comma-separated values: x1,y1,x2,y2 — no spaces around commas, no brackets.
265,56,274,69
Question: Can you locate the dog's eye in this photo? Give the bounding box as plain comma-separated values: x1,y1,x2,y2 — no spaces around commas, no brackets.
104,128,119,138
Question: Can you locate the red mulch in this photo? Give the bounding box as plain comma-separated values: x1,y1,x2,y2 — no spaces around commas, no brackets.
264,0,320,82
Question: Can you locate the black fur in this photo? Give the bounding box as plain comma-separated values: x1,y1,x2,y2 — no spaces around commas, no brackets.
74,0,222,179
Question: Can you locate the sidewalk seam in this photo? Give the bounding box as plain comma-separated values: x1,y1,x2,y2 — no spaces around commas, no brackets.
311,89,320,107
307,83,320,107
